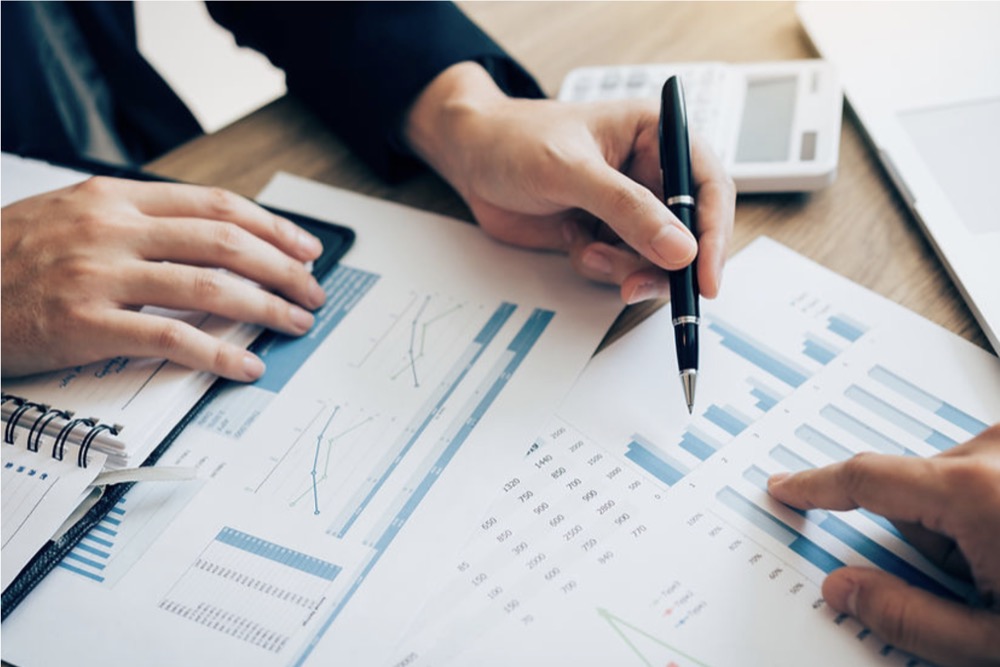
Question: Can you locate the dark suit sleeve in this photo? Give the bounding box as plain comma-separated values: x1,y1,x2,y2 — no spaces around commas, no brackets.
205,1,544,181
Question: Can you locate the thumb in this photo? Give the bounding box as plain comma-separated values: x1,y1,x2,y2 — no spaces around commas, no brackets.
823,567,1000,667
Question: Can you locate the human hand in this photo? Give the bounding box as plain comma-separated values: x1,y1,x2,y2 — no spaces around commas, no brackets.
404,62,735,304
768,425,1000,667
1,177,327,381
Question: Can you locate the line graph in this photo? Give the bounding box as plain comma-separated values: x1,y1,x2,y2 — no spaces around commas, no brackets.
353,290,478,388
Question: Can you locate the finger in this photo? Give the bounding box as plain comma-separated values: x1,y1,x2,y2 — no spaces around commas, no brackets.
472,199,573,251
561,161,698,272
564,221,653,284
823,567,1000,667
690,139,736,298
892,521,972,580
139,217,327,310
119,180,323,262
119,262,316,337
100,310,266,382
767,452,946,526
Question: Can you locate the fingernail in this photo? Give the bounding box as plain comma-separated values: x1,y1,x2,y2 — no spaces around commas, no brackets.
824,574,859,616
582,248,613,275
298,230,323,258
625,281,663,305
243,352,265,380
768,472,791,487
308,279,327,309
651,225,697,266
290,305,315,333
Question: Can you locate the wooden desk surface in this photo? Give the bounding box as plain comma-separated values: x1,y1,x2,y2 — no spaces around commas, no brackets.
147,1,989,352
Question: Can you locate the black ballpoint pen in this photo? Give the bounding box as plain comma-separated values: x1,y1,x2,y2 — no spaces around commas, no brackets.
659,76,700,414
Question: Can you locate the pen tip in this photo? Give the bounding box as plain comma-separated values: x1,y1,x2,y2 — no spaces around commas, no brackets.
680,370,697,415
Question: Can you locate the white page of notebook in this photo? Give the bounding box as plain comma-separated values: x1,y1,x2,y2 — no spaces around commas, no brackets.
387,237,1000,666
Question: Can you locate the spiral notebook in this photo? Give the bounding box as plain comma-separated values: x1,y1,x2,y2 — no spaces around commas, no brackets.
0,152,355,605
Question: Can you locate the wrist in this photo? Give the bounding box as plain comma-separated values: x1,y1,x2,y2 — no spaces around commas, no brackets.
402,61,508,196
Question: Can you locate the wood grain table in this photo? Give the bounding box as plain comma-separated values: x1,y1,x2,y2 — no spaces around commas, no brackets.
146,1,989,353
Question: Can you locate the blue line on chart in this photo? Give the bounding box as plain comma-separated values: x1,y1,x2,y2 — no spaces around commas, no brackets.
407,297,431,388
310,406,340,516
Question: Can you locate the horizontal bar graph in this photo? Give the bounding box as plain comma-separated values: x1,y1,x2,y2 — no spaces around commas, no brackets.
845,385,956,452
820,405,914,457
708,320,809,388
827,314,868,342
678,427,723,462
743,466,952,599
769,444,813,472
795,424,853,462
704,404,752,436
626,435,689,487
869,365,988,437
748,378,783,412
802,334,841,365
716,486,843,574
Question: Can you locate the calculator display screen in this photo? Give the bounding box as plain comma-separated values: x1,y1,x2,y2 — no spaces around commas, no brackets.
735,76,798,163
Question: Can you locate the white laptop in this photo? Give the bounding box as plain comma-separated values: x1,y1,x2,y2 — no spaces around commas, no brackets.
797,1,1000,353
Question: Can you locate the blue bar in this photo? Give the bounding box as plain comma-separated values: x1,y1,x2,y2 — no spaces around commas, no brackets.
789,538,844,574
795,424,853,462
716,486,844,574
868,365,988,437
255,266,379,394
748,378,784,412
65,551,107,571
215,527,341,581
330,302,517,537
802,339,836,365
750,388,778,412
57,562,105,582
820,405,913,456
769,444,814,472
74,542,111,559
704,404,750,436
679,429,718,461
626,441,686,486
292,309,555,667
815,511,953,599
845,385,956,452
744,466,942,592
827,315,867,342
708,321,809,388
81,534,114,549
92,525,118,537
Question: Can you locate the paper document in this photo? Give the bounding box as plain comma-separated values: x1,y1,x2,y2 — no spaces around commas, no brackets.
1,173,622,666
1,445,107,590
389,237,1000,666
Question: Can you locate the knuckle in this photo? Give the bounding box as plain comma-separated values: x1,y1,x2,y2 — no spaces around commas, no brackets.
191,270,222,300
155,322,185,355
205,187,240,219
841,452,878,491
212,344,233,375
868,593,919,650
941,459,1000,502
75,176,117,198
211,222,246,257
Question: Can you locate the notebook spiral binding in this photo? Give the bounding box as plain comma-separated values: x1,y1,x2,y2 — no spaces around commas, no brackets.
1,393,119,469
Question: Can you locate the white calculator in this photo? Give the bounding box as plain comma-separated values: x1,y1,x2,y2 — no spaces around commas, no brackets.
559,60,843,193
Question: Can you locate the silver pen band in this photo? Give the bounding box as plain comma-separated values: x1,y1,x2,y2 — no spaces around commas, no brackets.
666,194,696,208
672,316,700,326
